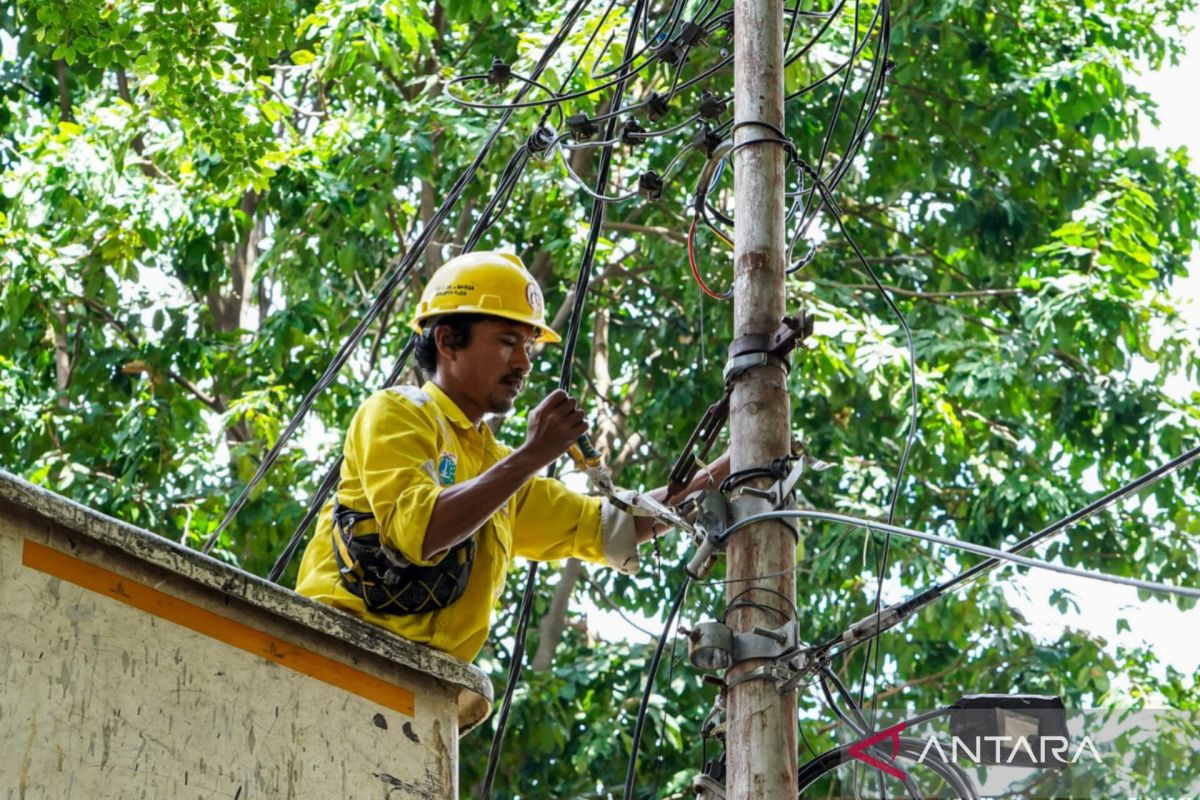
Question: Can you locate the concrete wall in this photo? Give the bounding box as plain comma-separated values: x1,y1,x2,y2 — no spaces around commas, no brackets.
0,470,492,800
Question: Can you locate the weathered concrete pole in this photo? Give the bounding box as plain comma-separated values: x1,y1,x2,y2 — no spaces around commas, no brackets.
727,0,796,797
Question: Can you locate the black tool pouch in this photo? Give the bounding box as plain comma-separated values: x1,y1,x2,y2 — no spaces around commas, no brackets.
331,499,475,616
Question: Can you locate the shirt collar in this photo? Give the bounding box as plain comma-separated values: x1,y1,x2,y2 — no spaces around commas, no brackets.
423,380,478,432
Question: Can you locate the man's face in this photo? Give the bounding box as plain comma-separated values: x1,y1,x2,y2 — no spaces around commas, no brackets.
437,318,538,416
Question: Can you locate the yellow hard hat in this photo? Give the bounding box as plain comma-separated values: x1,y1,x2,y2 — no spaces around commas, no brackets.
410,251,561,343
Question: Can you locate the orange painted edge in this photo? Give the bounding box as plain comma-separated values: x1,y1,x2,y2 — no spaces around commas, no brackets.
21,539,415,717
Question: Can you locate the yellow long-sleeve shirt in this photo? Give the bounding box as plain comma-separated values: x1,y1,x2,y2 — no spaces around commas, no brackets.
296,381,638,662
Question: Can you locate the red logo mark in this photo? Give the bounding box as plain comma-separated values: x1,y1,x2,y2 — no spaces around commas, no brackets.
848,721,907,780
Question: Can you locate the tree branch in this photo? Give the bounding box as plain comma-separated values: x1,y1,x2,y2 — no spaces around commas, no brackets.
531,558,585,671
814,279,1031,300
76,297,228,416
602,220,687,244
115,67,165,179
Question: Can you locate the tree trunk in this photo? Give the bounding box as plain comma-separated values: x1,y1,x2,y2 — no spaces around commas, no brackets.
54,60,72,121
205,190,265,446
207,191,264,335
53,307,70,409
114,67,161,179
531,557,584,671
590,305,620,456
417,4,446,273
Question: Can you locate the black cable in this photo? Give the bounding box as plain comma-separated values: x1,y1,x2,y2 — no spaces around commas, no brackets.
723,585,796,624
463,145,534,252
648,606,685,800
813,440,1200,667
659,0,852,105
478,559,540,798
796,738,978,799
787,0,889,258
445,32,661,113
587,0,666,81
640,0,686,49
824,2,890,192
266,455,341,582
820,665,871,735
200,0,592,556
623,577,690,800
812,0,867,188
555,4,647,393
466,0,628,250
265,335,418,583
797,159,915,788
479,2,649,795
812,668,964,799
719,457,792,493
565,0,623,85
797,714,821,760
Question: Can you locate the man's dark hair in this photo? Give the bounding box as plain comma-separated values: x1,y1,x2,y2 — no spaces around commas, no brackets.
413,313,489,372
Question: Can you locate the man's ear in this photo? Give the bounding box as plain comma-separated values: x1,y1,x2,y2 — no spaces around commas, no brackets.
433,325,459,363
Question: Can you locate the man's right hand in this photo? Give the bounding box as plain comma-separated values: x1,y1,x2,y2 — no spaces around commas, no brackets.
520,389,589,468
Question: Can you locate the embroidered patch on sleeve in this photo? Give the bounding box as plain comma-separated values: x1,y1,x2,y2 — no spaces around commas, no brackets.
437,452,457,485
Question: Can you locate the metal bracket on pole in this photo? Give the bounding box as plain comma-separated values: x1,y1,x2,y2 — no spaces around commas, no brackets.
686,490,732,580
772,650,817,695
723,312,814,386
728,493,799,542
734,620,796,662
693,774,727,799
687,619,798,672
692,748,729,800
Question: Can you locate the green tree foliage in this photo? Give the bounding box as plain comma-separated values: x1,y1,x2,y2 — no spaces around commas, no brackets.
2,0,1199,796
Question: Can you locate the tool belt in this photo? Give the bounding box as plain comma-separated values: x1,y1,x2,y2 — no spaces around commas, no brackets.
331,499,475,616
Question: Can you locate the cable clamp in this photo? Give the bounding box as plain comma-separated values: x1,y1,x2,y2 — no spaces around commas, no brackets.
723,311,815,385
486,57,512,88
687,619,797,671
691,125,724,157
638,170,664,200
772,650,817,694
679,21,707,47
736,620,796,661
525,125,555,154
691,750,727,800
722,351,783,384
685,490,731,580
692,774,726,800
699,90,727,120
643,91,671,121
657,42,686,66
728,493,799,542
565,112,597,141
620,119,646,146
771,454,812,508
722,662,793,691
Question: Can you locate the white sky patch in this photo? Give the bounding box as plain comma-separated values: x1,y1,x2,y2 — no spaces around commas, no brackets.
0,32,16,63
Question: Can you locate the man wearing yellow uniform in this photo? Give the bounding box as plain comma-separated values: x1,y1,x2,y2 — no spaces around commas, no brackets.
296,251,726,662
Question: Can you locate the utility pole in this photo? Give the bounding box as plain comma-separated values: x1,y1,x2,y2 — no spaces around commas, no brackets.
727,0,795,797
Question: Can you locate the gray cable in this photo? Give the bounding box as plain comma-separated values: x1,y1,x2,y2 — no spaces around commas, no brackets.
717,509,1200,601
